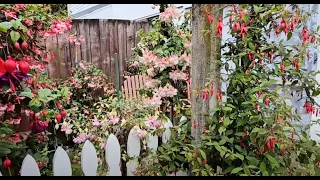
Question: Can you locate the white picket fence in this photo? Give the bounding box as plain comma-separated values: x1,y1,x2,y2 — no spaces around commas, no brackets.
0,120,189,176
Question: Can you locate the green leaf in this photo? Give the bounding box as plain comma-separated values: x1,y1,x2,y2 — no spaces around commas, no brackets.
38,88,52,99
0,22,12,33
234,132,246,136
218,126,226,134
219,136,228,145
252,128,261,133
234,153,244,161
199,149,206,159
19,91,34,98
265,154,279,168
249,42,255,51
29,98,41,107
222,107,232,111
287,31,292,41
253,5,263,13
231,167,243,174
0,147,12,156
10,30,20,43
259,162,267,171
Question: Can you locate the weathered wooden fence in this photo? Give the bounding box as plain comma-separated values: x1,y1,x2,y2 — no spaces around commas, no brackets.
0,120,189,176
45,19,151,85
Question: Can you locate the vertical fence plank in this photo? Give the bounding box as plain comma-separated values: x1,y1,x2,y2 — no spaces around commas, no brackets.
21,154,41,176
127,128,141,176
105,134,121,176
81,140,98,176
53,147,72,176
162,120,173,144
78,20,88,62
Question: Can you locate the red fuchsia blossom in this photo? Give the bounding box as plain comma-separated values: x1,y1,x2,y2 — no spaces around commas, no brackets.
1,10,17,20
202,91,209,100
239,10,243,20
12,4,26,11
302,28,310,44
232,22,240,31
216,17,223,37
240,23,248,41
205,9,214,23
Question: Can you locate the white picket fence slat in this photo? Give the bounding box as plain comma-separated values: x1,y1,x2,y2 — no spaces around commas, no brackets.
1,119,189,176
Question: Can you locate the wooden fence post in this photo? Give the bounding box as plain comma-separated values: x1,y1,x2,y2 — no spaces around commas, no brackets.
115,53,120,99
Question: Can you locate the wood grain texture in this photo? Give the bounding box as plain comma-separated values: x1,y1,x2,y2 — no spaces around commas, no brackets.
45,19,150,84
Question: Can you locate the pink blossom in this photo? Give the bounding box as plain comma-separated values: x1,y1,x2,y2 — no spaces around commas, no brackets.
13,4,26,11
75,84,82,88
146,67,156,77
134,128,148,139
169,70,187,81
167,55,179,67
1,10,17,20
159,5,180,23
83,109,89,114
144,96,162,107
141,49,157,64
88,83,95,88
108,116,120,125
73,134,88,144
131,61,140,68
84,76,90,80
145,79,160,88
6,103,15,112
61,122,73,135
92,119,101,127
154,58,169,71
154,84,178,98
79,62,88,69
180,53,191,65
13,118,21,125
145,116,162,129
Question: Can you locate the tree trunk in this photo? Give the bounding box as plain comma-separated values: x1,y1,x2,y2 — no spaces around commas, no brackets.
191,4,223,143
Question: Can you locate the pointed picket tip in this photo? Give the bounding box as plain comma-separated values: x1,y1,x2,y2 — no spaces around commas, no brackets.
147,133,158,151
21,154,41,176
53,147,72,176
81,140,98,176
105,134,121,169
127,128,141,158
162,120,173,144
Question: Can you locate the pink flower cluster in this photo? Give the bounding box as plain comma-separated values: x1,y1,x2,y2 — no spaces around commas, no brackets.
1,10,17,20
169,70,187,81
154,84,178,98
12,4,26,11
145,79,161,88
108,115,120,125
144,96,162,107
159,5,180,23
42,20,72,38
134,128,148,139
73,133,89,144
180,53,192,66
67,34,85,46
145,116,162,129
141,50,180,72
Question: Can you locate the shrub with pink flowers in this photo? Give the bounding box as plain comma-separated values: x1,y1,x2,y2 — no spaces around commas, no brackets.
127,4,191,118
